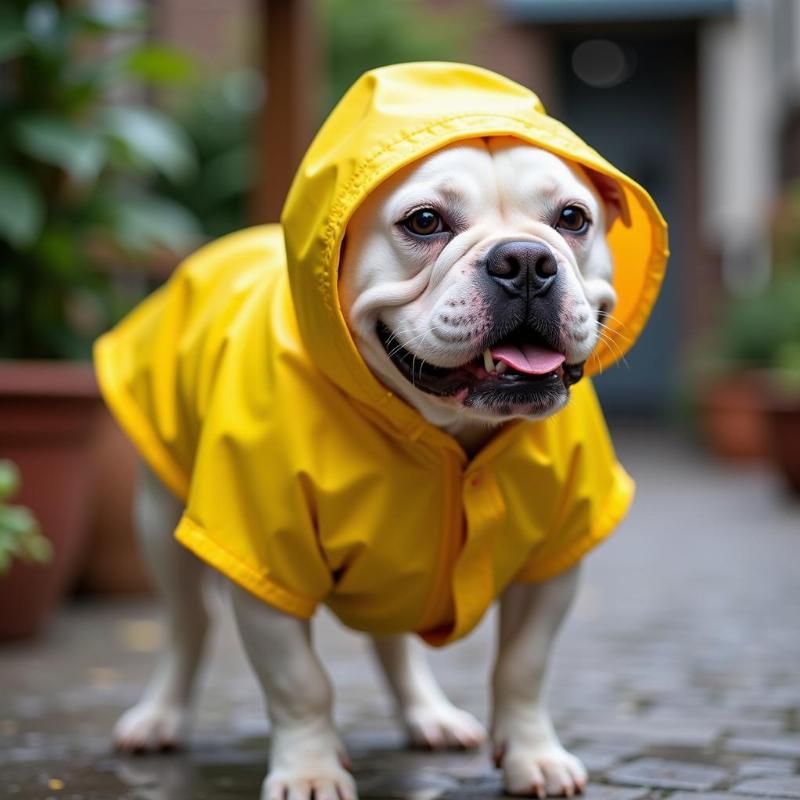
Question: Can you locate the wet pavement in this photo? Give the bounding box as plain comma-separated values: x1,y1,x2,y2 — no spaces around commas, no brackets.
2,425,800,799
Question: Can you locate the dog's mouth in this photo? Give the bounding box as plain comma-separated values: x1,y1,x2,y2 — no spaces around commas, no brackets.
376,321,584,415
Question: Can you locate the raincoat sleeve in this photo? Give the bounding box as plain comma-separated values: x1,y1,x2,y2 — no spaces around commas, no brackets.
514,385,635,583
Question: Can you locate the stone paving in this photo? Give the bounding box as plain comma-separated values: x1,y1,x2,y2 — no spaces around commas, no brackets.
2,425,800,799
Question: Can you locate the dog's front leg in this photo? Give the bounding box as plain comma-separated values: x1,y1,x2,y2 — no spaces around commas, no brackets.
491,565,587,798
371,634,486,749
229,583,356,800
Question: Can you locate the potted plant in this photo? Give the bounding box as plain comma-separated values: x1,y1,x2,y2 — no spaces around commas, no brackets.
0,460,54,640
761,183,800,493
0,1,201,615
695,182,800,463
764,333,800,495
698,273,800,490
694,288,783,462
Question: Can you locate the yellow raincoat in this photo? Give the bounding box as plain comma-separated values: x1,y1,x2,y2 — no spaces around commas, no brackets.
95,63,668,646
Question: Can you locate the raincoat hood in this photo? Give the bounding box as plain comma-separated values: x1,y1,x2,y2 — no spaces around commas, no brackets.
283,61,668,416
94,62,667,646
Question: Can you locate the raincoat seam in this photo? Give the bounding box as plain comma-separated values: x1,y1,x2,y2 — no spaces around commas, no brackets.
417,450,462,633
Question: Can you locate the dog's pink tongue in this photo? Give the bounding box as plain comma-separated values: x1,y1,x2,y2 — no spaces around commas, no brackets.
491,344,565,375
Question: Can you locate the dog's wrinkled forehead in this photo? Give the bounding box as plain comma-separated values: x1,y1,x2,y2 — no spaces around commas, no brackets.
349,136,605,246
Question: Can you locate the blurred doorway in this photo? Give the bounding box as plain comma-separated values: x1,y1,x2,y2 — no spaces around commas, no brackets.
554,31,697,417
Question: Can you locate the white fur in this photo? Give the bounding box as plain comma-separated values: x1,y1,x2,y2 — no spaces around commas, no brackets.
339,138,617,435
115,138,619,798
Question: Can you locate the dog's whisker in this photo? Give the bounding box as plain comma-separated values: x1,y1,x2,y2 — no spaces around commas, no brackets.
595,329,631,371
590,348,605,376
383,324,428,352
596,320,632,344
386,325,446,361
598,310,631,333
596,329,624,357
595,328,629,368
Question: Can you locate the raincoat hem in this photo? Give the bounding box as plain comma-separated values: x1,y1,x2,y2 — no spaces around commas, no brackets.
93,335,189,502
513,463,635,583
174,514,318,620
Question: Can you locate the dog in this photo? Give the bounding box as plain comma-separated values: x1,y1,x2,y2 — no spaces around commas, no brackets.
95,65,663,800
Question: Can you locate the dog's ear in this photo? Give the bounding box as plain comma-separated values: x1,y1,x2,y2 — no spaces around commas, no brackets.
584,168,631,230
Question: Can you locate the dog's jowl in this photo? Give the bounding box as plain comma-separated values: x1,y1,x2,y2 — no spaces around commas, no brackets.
95,63,668,799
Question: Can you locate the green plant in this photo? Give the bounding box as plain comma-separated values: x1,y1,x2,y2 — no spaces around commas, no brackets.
712,275,800,368
0,460,51,574
156,69,263,239
772,341,800,392
704,181,800,376
0,0,202,359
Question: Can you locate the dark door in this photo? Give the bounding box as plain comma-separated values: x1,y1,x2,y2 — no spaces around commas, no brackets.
557,33,694,416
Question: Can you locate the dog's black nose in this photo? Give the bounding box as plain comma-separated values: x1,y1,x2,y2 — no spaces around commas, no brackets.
485,241,558,297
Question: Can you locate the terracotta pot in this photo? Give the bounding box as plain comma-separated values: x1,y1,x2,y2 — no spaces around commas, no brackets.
79,407,152,595
0,361,100,640
765,392,800,495
698,372,771,463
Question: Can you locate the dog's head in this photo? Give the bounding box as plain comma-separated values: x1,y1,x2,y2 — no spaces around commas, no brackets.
281,63,668,435
340,136,625,425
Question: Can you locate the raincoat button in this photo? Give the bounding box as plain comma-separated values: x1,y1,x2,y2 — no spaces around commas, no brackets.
470,476,482,489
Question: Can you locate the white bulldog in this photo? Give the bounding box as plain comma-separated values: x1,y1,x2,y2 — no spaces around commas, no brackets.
113,136,622,800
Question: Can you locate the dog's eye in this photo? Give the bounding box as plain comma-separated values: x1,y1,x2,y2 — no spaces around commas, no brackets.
556,206,589,234
403,209,446,236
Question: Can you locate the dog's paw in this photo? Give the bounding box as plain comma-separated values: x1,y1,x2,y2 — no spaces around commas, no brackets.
262,766,357,800
266,723,357,800
404,700,486,750
497,743,587,798
112,702,188,752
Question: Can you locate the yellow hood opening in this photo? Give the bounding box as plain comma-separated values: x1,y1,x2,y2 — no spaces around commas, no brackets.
282,61,669,412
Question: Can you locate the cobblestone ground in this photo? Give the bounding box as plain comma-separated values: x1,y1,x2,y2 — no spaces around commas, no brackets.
2,426,800,800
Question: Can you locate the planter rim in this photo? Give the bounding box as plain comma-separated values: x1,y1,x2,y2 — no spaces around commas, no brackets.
0,360,98,399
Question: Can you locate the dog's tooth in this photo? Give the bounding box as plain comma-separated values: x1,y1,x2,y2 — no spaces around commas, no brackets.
496,361,506,374
483,349,494,373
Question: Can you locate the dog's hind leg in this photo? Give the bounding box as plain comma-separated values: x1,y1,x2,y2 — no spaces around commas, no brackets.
113,465,209,752
371,634,486,749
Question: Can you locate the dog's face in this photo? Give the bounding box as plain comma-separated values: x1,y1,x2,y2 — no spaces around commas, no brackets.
340,137,620,426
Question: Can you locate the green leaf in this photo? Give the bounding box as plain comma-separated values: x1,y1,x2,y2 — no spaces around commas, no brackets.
0,460,20,502
13,116,106,183
0,164,45,248
0,506,37,537
123,45,196,83
110,194,201,254
100,106,196,183
21,529,52,563
0,6,28,61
